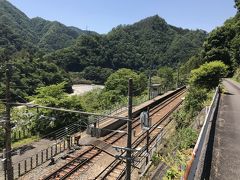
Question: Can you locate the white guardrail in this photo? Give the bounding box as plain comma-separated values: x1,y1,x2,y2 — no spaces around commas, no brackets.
184,86,220,180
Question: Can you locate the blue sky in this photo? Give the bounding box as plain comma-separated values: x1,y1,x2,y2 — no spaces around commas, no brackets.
9,0,237,34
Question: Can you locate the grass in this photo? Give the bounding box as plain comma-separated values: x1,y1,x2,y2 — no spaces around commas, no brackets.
12,135,40,149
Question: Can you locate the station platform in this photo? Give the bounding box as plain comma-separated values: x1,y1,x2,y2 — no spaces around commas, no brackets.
210,79,240,179
96,87,185,137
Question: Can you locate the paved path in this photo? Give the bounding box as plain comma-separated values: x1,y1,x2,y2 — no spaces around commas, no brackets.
210,79,240,179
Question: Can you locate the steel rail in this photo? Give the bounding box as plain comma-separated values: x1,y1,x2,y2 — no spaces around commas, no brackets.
103,88,186,144
43,88,186,180
116,100,184,180
95,90,185,180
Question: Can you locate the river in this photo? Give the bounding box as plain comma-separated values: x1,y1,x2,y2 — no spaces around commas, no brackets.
71,84,104,95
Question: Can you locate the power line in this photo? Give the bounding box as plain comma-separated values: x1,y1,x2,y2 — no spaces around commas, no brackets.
7,102,130,121
2,121,127,156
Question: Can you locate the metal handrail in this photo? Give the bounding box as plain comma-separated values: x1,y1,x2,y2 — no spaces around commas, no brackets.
184,86,220,179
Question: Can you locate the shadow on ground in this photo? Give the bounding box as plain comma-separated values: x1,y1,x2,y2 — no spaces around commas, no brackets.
223,92,234,95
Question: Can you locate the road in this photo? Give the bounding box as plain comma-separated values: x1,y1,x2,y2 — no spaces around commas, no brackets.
210,79,240,179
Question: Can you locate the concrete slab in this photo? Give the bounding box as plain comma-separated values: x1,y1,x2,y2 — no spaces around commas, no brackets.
210,79,240,180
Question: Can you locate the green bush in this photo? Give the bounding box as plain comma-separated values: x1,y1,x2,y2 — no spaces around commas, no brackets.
175,87,208,128
233,67,240,82
177,128,198,150
189,61,228,89
105,68,147,96
27,82,87,134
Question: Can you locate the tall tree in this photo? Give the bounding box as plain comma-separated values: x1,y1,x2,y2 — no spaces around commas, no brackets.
235,0,240,12
105,68,147,96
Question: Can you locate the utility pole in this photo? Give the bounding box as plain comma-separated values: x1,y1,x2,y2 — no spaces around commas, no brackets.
148,73,152,100
5,63,14,180
176,63,179,89
126,78,133,180
146,107,150,165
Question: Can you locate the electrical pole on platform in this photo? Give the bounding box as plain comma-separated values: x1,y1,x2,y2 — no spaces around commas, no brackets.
148,74,152,100
4,63,14,180
126,78,133,180
176,63,179,89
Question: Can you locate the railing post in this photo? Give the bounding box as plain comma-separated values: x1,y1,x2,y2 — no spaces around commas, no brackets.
41,151,43,163
55,143,57,155
30,157,33,170
18,163,21,177
51,146,53,157
24,160,27,173
36,154,38,166
46,149,48,160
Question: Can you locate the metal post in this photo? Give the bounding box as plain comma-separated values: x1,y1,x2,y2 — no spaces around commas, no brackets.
30,157,33,170
63,140,66,150
36,154,38,166
176,63,179,89
146,108,150,165
24,160,27,173
51,146,53,157
148,74,152,100
5,63,14,180
18,163,20,177
41,151,43,163
93,122,97,137
55,144,57,155
46,149,48,160
67,135,71,150
126,79,133,180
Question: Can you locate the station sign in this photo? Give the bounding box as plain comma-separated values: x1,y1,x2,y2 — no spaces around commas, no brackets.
140,111,151,130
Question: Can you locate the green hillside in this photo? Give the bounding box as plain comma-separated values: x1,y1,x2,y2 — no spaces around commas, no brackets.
0,0,208,97
46,15,207,73
0,0,37,56
0,1,89,56
31,17,85,52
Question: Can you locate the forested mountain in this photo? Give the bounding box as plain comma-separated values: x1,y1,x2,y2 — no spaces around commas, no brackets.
0,0,37,56
31,17,84,52
0,0,89,56
46,15,207,72
0,0,208,97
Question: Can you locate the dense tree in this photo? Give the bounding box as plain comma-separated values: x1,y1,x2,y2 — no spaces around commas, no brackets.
46,15,207,72
82,66,113,84
0,1,92,55
184,6,240,76
29,83,87,134
158,67,175,89
174,86,208,128
180,0,240,79
105,68,147,96
235,0,240,12
0,1,207,87
0,50,72,100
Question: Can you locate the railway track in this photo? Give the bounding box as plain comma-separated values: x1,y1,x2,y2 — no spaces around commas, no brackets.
95,91,185,179
42,88,186,180
103,88,186,145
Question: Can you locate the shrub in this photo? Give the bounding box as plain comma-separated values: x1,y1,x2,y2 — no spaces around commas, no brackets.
189,61,228,89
